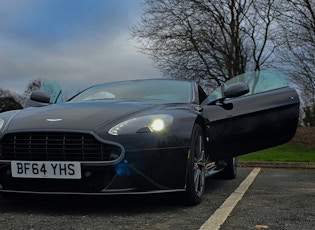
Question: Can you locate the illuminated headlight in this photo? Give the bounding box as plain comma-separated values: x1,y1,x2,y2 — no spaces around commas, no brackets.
108,114,173,135
0,119,4,131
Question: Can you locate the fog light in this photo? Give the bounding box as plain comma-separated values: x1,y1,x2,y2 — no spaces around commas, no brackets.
115,163,131,176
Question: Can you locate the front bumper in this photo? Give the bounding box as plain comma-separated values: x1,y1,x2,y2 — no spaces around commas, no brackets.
0,147,189,195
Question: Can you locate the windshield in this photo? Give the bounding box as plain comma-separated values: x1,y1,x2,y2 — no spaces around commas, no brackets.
70,79,193,103
207,70,289,102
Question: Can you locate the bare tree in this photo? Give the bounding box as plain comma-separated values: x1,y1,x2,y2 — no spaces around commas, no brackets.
277,0,315,106
0,96,23,112
132,0,278,89
245,0,281,71
0,88,23,112
0,88,24,107
23,78,42,103
0,78,45,110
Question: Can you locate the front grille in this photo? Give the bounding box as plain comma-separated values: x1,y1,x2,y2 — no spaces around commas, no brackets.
0,132,122,162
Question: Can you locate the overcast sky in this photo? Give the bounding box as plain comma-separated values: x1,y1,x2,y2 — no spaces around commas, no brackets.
0,0,160,97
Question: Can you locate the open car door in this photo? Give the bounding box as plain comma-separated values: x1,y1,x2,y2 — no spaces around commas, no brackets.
202,71,300,160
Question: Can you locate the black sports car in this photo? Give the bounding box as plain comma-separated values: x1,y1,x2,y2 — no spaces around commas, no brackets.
0,71,299,205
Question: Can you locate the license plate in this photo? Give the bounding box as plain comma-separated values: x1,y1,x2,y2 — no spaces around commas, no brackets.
11,161,81,179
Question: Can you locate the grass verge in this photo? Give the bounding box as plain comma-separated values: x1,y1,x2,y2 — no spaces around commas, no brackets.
238,143,315,162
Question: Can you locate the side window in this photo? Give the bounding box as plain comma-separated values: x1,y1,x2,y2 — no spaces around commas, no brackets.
40,80,63,104
224,71,288,95
205,71,288,103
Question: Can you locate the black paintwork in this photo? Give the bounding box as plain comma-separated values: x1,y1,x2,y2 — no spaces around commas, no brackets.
0,74,300,196
204,87,300,159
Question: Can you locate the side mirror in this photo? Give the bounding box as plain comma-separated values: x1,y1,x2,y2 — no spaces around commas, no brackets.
30,91,51,103
25,91,51,107
223,82,249,98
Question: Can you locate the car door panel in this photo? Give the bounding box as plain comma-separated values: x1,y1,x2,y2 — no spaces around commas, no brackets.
203,87,300,160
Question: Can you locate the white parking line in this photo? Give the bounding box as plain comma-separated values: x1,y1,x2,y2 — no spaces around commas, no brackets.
199,167,261,230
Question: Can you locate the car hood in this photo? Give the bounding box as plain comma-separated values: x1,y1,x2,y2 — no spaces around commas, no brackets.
5,100,157,132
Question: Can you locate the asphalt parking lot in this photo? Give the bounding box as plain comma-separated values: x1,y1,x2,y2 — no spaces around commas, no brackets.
220,167,315,230
0,167,314,230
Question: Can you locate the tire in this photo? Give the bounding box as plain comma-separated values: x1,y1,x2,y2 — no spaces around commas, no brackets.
220,157,237,179
184,123,206,205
